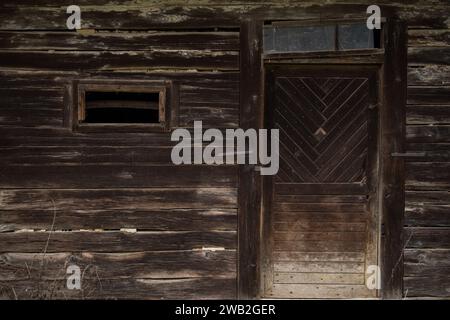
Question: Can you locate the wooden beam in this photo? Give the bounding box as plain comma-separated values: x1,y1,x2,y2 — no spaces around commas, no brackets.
380,18,407,299
238,18,263,299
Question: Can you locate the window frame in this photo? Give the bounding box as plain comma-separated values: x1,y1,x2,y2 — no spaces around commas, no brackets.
71,79,173,133
263,19,385,57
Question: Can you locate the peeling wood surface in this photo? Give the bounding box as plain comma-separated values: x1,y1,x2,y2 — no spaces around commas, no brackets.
0,0,448,300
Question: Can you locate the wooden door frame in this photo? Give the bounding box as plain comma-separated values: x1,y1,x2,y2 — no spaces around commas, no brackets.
238,18,406,300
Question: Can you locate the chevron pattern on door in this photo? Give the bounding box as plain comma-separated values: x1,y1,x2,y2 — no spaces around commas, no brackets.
264,67,379,299
274,76,370,183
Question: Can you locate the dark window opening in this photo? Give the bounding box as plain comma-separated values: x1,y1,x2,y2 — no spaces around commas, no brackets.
83,91,160,124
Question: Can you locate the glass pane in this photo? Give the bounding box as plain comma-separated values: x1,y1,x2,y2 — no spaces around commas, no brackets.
264,25,335,53
338,23,375,50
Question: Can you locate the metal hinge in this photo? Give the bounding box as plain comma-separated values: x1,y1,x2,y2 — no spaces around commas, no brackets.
391,152,426,157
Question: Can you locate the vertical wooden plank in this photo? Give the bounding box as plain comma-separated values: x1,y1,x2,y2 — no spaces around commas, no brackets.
380,18,407,299
238,18,263,299
170,81,180,129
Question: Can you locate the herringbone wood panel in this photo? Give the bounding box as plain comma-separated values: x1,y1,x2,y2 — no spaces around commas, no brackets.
274,76,370,183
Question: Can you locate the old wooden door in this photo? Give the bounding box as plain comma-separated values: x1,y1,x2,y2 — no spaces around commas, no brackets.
262,65,379,299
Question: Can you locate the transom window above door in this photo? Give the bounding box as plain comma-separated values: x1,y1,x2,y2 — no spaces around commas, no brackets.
263,22,381,53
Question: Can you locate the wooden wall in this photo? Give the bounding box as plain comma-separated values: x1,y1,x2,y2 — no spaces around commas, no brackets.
0,1,240,299
0,1,448,299
404,26,450,298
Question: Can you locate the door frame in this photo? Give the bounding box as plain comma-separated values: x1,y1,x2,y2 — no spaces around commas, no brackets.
238,18,407,300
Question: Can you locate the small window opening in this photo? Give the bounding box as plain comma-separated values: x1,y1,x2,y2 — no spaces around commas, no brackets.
75,81,171,132
84,91,160,124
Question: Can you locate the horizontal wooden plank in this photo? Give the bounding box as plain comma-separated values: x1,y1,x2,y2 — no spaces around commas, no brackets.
0,5,241,30
274,232,366,242
0,146,175,165
0,50,239,71
406,190,450,204
408,87,450,105
179,107,239,128
0,208,237,233
0,250,236,281
0,70,239,86
0,188,237,211
0,277,236,300
407,105,450,125
407,125,450,143
274,221,366,232
274,272,364,285
274,194,366,203
0,31,239,51
274,261,364,273
274,240,365,252
0,230,236,252
404,276,450,298
0,165,238,188
406,143,450,162
273,251,365,262
408,47,450,65
405,205,450,227
267,284,372,299
273,202,366,212
406,162,450,188
275,183,368,195
405,227,450,249
407,65,450,86
404,249,450,276
0,127,241,147
408,30,450,47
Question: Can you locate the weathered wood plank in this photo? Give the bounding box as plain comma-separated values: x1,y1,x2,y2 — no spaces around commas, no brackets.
404,249,450,276
0,31,239,51
0,250,236,281
406,190,450,204
404,276,450,298
407,125,450,143
0,208,237,233
179,107,239,128
0,277,236,300
380,19,407,299
0,146,174,165
408,65,450,86
0,165,238,188
273,251,365,262
406,162,450,188
408,47,450,65
267,284,372,299
0,50,239,71
0,188,237,211
405,227,450,249
406,205,450,227
274,221,366,232
408,30,450,47
0,230,237,253
406,143,450,162
238,18,263,299
274,272,364,285
274,240,365,252
408,87,450,105
275,183,368,195
274,231,366,242
273,203,366,212
407,105,450,125
274,261,364,273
